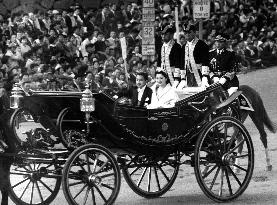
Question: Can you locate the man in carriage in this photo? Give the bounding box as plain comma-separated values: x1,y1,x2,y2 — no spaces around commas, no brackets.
209,35,240,95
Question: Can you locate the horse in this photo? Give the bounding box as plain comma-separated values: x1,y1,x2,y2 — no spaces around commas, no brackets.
236,85,276,171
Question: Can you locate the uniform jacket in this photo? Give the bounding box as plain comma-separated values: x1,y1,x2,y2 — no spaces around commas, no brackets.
157,41,183,69
185,39,210,67
209,48,239,88
148,84,179,109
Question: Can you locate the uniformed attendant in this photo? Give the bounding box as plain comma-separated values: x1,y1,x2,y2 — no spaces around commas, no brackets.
157,24,182,86
209,35,239,95
183,24,210,87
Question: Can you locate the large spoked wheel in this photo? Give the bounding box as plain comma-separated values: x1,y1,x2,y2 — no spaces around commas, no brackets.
62,144,121,205
121,152,179,198
9,160,62,205
194,116,254,202
56,108,86,148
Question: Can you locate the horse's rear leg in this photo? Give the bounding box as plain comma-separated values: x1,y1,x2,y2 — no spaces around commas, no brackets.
1,190,8,205
250,113,272,171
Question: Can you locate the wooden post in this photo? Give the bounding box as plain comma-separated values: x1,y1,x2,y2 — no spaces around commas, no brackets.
199,19,203,40
175,4,180,44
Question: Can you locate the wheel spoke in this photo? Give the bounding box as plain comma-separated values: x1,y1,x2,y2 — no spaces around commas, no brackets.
235,154,249,158
86,153,91,173
225,167,233,196
154,167,161,191
19,180,31,199
11,177,29,188
129,167,140,176
91,187,96,205
76,159,87,173
100,173,114,179
38,179,54,193
227,129,240,150
30,182,34,205
69,181,84,187
35,181,44,203
219,167,224,196
228,139,245,154
207,135,221,156
101,183,114,190
223,123,227,152
92,154,100,173
157,164,170,182
73,184,87,199
94,184,107,203
147,167,151,192
96,160,110,174
209,166,220,190
137,167,147,187
202,165,217,179
83,187,90,205
233,164,247,172
227,166,242,186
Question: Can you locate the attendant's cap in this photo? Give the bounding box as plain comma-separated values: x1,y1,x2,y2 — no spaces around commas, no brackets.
214,35,227,42
161,24,176,34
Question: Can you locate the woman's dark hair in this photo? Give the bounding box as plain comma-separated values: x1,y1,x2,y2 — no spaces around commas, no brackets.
155,70,170,84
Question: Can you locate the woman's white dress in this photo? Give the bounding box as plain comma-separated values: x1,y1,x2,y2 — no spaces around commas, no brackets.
147,84,180,109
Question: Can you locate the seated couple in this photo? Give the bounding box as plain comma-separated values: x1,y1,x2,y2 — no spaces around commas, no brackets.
120,69,179,109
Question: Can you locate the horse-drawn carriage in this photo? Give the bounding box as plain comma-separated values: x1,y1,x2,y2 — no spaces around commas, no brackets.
0,83,254,205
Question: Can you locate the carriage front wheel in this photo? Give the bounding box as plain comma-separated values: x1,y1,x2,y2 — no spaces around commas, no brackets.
62,144,121,205
194,116,254,202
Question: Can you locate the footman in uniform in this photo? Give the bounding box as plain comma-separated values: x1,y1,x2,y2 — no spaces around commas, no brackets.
157,24,182,86
183,24,210,88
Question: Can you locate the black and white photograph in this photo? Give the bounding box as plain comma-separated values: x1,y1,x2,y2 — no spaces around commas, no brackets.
0,0,277,204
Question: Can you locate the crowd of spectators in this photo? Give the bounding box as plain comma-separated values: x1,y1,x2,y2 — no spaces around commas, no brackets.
0,0,277,96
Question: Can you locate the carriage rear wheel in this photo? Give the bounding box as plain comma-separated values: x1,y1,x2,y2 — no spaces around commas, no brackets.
9,160,61,205
62,144,121,205
194,116,254,202
121,152,179,198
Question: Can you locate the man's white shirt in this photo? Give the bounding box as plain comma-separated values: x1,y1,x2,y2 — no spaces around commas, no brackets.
137,85,146,101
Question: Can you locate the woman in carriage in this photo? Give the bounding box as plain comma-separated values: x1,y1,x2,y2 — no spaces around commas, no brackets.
147,68,179,109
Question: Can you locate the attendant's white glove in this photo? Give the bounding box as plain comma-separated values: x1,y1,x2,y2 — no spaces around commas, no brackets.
202,66,210,75
219,77,227,85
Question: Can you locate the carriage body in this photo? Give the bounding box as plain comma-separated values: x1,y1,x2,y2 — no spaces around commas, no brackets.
3,83,254,205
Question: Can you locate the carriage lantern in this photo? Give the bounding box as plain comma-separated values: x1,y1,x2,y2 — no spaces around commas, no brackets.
10,83,24,109
80,85,95,133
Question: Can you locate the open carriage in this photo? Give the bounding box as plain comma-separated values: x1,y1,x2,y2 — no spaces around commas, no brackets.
2,83,254,205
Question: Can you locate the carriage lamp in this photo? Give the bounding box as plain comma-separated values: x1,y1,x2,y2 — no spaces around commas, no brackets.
80,85,95,134
10,83,24,109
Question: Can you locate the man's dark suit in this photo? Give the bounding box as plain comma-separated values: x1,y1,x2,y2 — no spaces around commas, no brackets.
120,86,152,107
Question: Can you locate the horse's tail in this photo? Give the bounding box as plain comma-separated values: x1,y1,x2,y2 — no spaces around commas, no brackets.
240,85,276,133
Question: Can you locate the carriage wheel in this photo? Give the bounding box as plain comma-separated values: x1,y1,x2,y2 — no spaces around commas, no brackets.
62,144,121,205
56,108,86,148
194,116,254,202
121,152,179,198
9,161,61,205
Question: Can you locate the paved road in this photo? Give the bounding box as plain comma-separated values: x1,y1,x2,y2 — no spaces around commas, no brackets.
2,66,277,204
